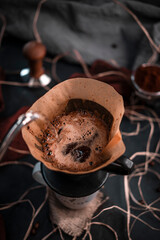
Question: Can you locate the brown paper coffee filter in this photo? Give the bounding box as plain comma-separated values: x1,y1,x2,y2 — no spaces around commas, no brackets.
22,78,125,174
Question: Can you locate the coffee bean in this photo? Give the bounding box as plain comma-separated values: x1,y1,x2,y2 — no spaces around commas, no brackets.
138,199,145,204
31,228,36,235
34,222,39,229
149,161,155,166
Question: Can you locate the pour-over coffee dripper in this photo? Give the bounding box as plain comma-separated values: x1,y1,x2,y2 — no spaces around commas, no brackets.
20,77,134,209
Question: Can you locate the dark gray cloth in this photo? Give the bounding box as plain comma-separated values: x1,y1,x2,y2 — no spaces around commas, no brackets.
0,0,160,69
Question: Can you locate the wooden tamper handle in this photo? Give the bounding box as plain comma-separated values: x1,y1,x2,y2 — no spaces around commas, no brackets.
23,41,46,78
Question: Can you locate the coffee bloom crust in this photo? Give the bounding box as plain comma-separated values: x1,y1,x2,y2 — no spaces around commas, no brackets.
41,110,109,172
